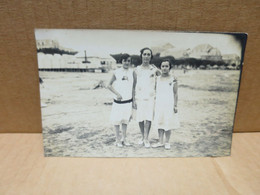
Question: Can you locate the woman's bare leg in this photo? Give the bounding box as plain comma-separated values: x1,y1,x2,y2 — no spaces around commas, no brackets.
122,124,127,140
143,120,151,147
159,129,164,144
139,121,145,141
165,130,171,144
144,120,151,141
114,125,122,147
122,123,130,146
114,125,120,141
165,130,171,149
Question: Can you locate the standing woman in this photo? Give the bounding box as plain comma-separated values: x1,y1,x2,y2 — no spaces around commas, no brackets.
133,48,161,148
108,54,134,147
152,60,180,149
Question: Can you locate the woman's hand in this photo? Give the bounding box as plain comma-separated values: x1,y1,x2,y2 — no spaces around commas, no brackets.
116,94,123,101
174,105,178,113
132,100,137,109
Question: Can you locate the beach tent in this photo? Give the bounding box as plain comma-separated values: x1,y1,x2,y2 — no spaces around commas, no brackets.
219,65,226,70
75,51,117,70
206,64,212,69
227,65,236,70
212,65,219,69
37,53,52,69
37,53,45,69
99,54,117,69
37,53,55,69
74,51,92,70
59,55,67,69
77,62,87,69
45,54,53,69
52,54,61,69
37,52,82,71
199,65,206,69
62,54,72,69
84,55,116,71
38,51,116,72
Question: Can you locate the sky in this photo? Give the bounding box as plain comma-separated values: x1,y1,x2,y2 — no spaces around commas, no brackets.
35,29,243,57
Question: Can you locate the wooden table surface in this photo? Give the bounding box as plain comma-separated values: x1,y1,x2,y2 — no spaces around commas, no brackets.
0,133,259,195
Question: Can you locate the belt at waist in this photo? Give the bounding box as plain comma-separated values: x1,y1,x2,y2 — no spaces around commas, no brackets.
114,98,133,104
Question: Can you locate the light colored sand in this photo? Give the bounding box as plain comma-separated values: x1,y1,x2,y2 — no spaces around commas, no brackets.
39,69,240,157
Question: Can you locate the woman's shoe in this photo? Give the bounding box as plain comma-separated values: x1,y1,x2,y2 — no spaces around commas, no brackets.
138,139,144,145
121,138,131,146
123,141,131,146
152,142,164,148
144,140,151,148
164,143,171,150
116,141,123,148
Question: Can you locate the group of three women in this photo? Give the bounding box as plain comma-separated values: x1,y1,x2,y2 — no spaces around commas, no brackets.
107,47,180,150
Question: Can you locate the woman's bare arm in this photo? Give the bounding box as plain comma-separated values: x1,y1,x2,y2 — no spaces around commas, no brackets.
132,70,137,109
107,74,122,100
173,78,178,113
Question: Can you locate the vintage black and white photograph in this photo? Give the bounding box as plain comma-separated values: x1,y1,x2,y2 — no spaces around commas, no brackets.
35,29,246,157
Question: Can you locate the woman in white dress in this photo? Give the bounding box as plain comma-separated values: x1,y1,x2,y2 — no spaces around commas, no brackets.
152,60,180,149
107,54,134,147
133,48,161,148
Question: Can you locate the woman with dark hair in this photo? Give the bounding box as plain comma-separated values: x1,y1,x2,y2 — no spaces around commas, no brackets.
152,60,180,149
108,53,133,147
133,47,161,148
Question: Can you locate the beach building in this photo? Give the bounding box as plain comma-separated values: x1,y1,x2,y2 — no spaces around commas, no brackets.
75,52,116,72
222,54,241,69
37,52,117,72
37,53,79,71
37,40,59,49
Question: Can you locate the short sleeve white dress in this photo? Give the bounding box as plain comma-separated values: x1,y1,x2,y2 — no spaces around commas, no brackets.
135,65,158,122
110,68,134,125
154,76,180,131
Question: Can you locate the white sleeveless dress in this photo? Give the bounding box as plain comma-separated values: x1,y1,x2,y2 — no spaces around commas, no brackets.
154,76,180,131
110,68,134,125
135,65,158,122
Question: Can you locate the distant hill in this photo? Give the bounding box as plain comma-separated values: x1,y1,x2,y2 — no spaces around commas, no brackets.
151,43,174,55
189,44,222,60
161,48,191,59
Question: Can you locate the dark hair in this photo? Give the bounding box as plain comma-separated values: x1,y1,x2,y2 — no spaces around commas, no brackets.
160,59,172,69
120,53,131,63
140,47,153,60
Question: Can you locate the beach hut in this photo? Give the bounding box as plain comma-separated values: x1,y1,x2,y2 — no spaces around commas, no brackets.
75,51,116,72
52,54,61,70
199,65,206,70
206,64,212,69
62,54,75,71
219,65,226,70
212,65,219,70
45,54,53,70
77,61,87,71
59,55,67,71
37,53,45,69
99,54,117,71
82,55,116,72
227,65,236,70
37,51,81,72
37,53,55,70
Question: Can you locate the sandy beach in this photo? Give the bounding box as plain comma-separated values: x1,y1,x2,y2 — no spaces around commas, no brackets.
40,69,240,157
